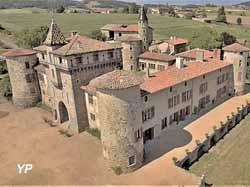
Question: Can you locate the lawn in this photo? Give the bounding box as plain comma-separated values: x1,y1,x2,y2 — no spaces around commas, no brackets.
1,9,250,42
190,114,250,185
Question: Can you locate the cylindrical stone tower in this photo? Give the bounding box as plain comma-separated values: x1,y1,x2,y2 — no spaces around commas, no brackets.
3,49,41,108
121,36,142,72
89,70,144,173
223,43,250,95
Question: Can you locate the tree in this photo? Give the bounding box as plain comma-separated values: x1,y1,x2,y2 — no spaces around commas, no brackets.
15,26,49,48
56,5,65,13
237,17,242,25
89,30,106,41
189,27,222,49
122,6,129,14
129,3,139,14
216,6,227,23
221,32,236,46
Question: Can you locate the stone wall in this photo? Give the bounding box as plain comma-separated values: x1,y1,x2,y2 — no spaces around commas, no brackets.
6,55,41,108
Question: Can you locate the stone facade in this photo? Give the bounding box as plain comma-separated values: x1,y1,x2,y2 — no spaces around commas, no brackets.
5,53,41,108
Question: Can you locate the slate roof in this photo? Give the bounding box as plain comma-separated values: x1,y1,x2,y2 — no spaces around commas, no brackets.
44,19,67,46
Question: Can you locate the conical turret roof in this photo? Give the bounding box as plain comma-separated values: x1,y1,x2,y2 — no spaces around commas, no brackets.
44,19,67,46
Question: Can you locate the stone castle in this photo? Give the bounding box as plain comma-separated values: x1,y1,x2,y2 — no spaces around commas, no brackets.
3,5,250,173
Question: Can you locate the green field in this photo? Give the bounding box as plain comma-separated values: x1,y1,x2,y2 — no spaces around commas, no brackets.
1,9,250,43
190,114,250,185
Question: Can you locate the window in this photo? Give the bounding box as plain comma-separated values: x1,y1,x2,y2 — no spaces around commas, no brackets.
88,94,94,104
119,33,122,37
142,106,155,123
135,129,142,141
108,51,114,59
52,69,55,78
25,62,30,69
161,117,167,130
129,155,136,166
42,53,45,60
186,106,191,115
170,87,172,92
168,98,173,109
76,57,82,63
144,96,148,102
173,95,180,106
59,57,63,64
93,54,99,61
199,82,208,94
90,113,95,121
157,65,165,71
182,90,192,102
149,63,156,69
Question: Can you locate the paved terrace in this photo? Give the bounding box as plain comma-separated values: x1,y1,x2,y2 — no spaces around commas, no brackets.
0,93,249,185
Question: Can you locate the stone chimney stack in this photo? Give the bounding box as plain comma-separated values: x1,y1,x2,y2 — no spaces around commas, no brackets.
176,57,184,69
196,50,204,62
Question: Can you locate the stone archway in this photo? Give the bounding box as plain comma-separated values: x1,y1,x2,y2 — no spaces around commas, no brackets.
58,101,69,124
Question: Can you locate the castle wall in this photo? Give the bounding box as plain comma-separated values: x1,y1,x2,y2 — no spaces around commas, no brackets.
224,51,248,95
97,86,144,173
6,55,41,108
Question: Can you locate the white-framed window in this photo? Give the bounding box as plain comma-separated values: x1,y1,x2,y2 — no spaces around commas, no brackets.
128,155,136,166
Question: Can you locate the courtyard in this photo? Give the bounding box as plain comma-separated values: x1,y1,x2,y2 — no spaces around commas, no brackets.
0,93,250,185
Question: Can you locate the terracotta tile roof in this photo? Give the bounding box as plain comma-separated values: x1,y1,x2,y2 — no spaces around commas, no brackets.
51,35,121,56
101,24,139,33
176,48,220,61
223,43,250,52
33,45,47,52
86,70,144,90
166,37,188,46
139,52,176,62
3,48,37,57
141,60,232,94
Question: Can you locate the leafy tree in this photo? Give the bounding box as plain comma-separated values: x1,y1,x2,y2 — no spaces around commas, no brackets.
216,6,227,23
89,30,106,41
221,32,236,46
122,6,129,13
15,26,49,48
129,3,139,14
237,17,242,25
189,27,222,49
56,5,65,13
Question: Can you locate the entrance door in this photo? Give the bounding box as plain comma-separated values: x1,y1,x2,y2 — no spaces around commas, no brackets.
109,31,114,40
143,127,154,144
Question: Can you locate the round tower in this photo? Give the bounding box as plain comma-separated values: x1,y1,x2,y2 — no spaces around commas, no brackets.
3,49,41,108
223,43,250,95
121,36,143,72
89,70,144,173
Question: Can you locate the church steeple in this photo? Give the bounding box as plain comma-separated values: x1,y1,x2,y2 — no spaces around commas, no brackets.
44,18,67,46
138,5,148,25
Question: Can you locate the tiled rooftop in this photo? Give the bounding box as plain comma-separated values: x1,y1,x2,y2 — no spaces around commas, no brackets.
87,70,144,90
166,37,188,46
141,60,232,94
139,51,176,62
101,24,139,33
51,35,121,56
3,48,37,57
176,48,220,61
223,42,250,52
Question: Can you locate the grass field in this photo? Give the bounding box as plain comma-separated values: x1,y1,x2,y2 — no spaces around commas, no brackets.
190,114,250,185
1,9,250,43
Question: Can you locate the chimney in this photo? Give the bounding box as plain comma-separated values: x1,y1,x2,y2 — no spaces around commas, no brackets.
196,50,204,62
176,57,184,69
